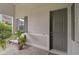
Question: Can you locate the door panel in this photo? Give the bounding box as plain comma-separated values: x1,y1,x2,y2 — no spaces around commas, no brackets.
50,8,67,51
71,4,75,41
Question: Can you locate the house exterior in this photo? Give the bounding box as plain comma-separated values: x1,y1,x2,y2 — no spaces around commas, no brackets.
0,3,79,55
0,14,12,24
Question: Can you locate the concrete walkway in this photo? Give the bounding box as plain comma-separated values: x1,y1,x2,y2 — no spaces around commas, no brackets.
0,43,48,55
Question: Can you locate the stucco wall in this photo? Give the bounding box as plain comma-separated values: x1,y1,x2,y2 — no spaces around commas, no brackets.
15,4,73,53
71,4,79,55
65,3,79,55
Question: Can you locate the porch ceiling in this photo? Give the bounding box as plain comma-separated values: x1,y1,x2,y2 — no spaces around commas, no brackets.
15,3,69,8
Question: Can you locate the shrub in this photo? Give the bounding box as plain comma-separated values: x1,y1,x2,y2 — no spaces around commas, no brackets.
0,22,12,39
0,22,12,49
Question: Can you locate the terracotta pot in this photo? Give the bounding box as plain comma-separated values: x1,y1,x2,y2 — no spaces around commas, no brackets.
18,42,23,50
18,44,23,50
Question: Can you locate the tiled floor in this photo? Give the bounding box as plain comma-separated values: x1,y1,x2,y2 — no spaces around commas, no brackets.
0,43,48,55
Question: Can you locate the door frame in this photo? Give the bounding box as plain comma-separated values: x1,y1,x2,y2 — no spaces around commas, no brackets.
49,8,68,51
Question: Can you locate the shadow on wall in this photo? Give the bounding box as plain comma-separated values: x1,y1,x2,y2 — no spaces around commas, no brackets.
25,33,49,51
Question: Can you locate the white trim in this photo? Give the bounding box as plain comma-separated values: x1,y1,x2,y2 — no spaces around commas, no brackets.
49,49,67,55
28,32,49,37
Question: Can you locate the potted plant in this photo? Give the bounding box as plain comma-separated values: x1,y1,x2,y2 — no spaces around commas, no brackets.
15,31,26,50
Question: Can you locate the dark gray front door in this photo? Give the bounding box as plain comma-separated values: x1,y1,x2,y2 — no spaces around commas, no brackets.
24,16,28,33
50,8,67,52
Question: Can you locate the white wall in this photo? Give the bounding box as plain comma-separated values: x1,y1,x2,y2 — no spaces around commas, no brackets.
70,4,79,55
15,4,73,53
67,4,73,55
65,3,79,55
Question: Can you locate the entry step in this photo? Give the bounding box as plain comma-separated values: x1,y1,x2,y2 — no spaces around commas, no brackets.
49,49,67,55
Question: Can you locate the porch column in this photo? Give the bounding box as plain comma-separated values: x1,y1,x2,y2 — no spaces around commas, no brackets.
12,18,18,34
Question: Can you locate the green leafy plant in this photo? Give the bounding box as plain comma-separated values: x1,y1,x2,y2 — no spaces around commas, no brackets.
0,39,6,49
15,30,22,38
0,22,12,39
15,30,26,50
0,22,12,49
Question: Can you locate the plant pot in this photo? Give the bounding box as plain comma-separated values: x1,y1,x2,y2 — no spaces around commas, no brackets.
18,44,23,50
18,42,23,50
